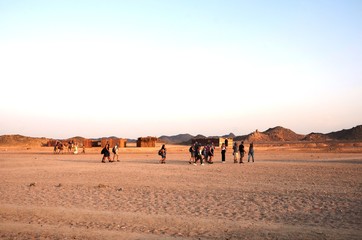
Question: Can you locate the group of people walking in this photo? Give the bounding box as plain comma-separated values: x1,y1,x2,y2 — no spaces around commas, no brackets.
232,141,254,163
187,141,255,165
100,141,254,164
189,142,216,165
101,143,119,163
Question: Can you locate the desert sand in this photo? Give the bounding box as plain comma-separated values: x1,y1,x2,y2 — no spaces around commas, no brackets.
0,144,361,239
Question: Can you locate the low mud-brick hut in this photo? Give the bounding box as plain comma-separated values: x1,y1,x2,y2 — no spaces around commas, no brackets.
82,139,93,148
192,137,233,147
137,136,157,147
101,138,127,148
92,140,102,147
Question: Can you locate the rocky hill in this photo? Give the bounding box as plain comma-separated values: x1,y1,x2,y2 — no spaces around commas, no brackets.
302,133,329,141
0,135,49,147
327,125,362,140
263,126,305,141
222,133,236,139
158,134,194,144
302,125,362,141
235,126,304,142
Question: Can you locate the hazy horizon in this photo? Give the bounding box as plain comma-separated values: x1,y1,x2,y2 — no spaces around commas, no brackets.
1,0,361,139
1,124,361,141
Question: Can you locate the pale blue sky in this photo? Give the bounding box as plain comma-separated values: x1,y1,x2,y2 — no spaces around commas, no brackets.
0,0,361,139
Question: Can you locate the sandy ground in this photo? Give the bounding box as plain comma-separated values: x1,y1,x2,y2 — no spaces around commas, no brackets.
0,144,361,239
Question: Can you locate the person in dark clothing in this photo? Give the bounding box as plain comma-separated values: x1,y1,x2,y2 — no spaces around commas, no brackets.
101,143,112,163
221,143,226,163
189,143,195,164
194,143,204,165
248,142,255,162
159,144,167,164
208,143,215,164
239,141,246,164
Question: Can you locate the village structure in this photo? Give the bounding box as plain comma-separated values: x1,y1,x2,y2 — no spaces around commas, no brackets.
47,137,127,148
136,137,158,147
100,138,127,148
47,136,160,148
48,136,233,149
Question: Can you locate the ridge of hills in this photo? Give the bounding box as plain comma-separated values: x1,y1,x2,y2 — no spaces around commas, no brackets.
233,126,304,142
327,125,362,140
0,134,49,147
159,125,362,144
158,134,194,144
0,125,361,147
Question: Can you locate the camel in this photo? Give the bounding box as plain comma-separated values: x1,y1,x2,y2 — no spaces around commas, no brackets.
54,142,64,154
67,141,74,153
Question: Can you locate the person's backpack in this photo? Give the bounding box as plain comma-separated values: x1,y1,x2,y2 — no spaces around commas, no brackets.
189,146,193,153
112,147,116,154
101,148,105,155
158,149,162,156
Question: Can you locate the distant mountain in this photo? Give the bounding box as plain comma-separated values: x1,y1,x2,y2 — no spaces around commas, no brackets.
264,126,305,141
327,125,362,140
1,125,361,146
175,134,206,145
64,136,86,143
158,134,194,144
158,133,220,145
234,135,248,141
302,133,329,141
235,126,305,142
222,133,236,138
89,136,137,143
194,134,206,139
302,125,362,141
126,138,137,143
